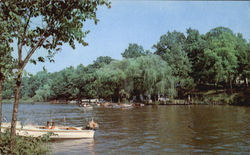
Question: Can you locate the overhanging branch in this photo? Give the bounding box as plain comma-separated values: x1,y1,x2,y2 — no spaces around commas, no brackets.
20,36,47,71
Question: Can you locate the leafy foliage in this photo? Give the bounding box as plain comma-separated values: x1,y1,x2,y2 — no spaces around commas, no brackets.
1,0,111,66
0,130,52,154
121,43,151,58
203,27,238,87
235,33,250,82
185,28,207,83
153,31,186,56
154,31,194,96
49,67,79,100
2,26,249,103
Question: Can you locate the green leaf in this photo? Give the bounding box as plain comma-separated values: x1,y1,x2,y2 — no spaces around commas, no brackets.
38,57,45,62
30,59,37,65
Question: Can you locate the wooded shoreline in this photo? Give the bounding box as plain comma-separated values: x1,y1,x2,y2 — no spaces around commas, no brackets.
2,27,249,107
3,88,249,106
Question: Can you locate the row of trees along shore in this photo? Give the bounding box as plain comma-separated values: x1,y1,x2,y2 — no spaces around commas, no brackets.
2,27,250,105
0,1,249,153
0,0,111,153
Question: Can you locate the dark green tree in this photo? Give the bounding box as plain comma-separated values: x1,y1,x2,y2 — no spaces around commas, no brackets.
74,64,98,101
2,80,15,99
21,71,50,99
153,31,186,56
162,44,194,96
92,56,114,68
73,56,114,102
204,27,238,92
235,33,249,87
121,43,150,58
154,31,193,96
50,67,79,100
185,28,207,84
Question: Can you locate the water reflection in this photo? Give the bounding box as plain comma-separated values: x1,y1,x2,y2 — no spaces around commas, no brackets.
2,103,250,154
51,139,95,155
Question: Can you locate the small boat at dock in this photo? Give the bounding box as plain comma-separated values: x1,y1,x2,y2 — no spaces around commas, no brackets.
1,122,95,139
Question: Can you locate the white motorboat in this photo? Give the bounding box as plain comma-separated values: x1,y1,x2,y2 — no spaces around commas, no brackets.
1,122,95,139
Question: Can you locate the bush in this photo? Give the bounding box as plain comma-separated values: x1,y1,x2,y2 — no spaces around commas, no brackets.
0,130,52,155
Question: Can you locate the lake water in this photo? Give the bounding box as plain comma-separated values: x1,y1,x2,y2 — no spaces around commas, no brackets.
2,103,250,154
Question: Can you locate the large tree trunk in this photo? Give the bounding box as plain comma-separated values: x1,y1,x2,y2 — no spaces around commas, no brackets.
0,78,3,145
10,73,22,150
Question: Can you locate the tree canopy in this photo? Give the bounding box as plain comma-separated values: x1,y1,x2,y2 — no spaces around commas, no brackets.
121,43,150,59
1,26,249,103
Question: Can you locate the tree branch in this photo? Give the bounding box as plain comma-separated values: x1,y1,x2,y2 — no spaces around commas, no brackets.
21,26,49,71
16,10,33,72
20,36,47,71
21,10,33,47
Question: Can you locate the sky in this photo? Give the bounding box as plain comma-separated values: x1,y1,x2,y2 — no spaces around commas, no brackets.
25,1,250,74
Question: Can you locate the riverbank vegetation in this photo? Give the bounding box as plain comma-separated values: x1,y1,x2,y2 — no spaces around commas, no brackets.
0,130,51,154
2,27,249,105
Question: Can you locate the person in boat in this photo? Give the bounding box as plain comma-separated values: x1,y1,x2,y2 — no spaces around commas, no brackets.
45,121,50,129
50,122,55,129
40,121,50,129
86,119,99,130
66,127,78,130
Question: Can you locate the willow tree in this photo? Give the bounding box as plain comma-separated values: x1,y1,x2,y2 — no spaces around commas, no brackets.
96,60,128,102
0,0,110,149
96,55,176,102
127,55,176,101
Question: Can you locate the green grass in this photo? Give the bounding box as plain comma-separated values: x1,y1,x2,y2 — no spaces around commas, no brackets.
2,98,35,104
192,88,249,105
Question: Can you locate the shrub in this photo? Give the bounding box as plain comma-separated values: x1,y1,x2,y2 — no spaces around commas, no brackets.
0,129,52,155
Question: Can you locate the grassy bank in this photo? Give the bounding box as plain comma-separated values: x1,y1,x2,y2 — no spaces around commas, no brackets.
0,130,51,154
147,88,250,105
2,98,35,104
191,88,250,105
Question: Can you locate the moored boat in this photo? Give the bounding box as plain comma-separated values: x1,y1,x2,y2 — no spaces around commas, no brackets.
1,122,95,139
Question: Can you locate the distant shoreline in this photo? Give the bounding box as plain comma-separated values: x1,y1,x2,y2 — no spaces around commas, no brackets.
3,88,249,106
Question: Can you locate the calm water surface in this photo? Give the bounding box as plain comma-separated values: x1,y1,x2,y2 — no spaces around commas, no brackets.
3,103,250,154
